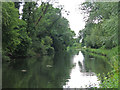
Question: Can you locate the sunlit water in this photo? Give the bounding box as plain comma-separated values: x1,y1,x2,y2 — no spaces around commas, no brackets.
63,51,100,88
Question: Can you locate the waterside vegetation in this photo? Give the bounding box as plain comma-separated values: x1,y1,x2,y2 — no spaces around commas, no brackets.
78,2,119,88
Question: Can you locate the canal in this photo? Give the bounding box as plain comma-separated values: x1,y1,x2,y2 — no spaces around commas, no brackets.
2,50,112,88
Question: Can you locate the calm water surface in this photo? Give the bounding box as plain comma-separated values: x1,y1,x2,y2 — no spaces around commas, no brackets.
3,51,112,88
63,51,100,88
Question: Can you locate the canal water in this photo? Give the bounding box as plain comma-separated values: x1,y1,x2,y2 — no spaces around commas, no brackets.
63,51,100,88
2,51,112,88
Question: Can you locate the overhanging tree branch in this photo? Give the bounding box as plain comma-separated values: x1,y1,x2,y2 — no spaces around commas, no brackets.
35,3,50,26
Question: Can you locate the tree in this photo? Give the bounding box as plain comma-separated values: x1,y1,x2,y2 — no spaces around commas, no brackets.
2,2,31,58
79,2,118,49
2,2,21,56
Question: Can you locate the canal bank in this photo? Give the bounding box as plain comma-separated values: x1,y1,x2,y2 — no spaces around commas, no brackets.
81,47,118,88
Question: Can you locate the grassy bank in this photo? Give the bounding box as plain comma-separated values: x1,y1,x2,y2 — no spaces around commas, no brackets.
81,46,119,88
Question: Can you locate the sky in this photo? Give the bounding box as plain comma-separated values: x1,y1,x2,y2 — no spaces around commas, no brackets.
19,0,86,36
57,0,86,36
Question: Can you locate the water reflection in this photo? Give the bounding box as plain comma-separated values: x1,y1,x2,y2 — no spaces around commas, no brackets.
3,50,112,88
3,51,73,88
63,51,100,88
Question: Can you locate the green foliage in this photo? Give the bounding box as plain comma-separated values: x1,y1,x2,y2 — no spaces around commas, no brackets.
33,36,54,55
79,2,118,49
2,2,75,60
98,71,118,88
22,2,37,37
14,2,21,9
2,2,20,51
2,2,27,58
34,3,75,52
82,47,118,70
80,3,118,87
82,46,118,88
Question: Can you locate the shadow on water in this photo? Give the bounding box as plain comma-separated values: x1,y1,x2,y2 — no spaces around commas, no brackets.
2,51,74,88
82,51,112,74
2,50,112,88
82,51,112,84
